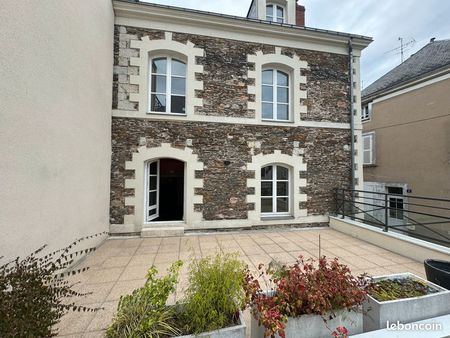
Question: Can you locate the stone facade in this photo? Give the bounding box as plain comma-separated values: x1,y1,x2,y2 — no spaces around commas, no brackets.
113,25,350,122
110,118,351,225
110,24,353,228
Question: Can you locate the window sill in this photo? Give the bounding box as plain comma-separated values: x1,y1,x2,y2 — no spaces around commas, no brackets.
261,119,293,124
361,119,371,123
147,111,187,117
260,215,294,221
363,164,377,168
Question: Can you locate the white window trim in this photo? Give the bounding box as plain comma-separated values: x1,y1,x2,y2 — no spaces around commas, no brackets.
362,132,375,165
148,56,186,115
261,164,291,216
262,69,290,121
124,143,204,230
248,47,307,125
247,150,307,221
145,160,160,221
129,32,204,118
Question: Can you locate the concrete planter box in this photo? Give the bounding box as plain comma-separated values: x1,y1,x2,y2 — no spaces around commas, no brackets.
251,309,363,338
363,272,450,332
176,312,246,338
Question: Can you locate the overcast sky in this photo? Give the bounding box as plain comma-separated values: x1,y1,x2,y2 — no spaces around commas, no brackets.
143,0,450,88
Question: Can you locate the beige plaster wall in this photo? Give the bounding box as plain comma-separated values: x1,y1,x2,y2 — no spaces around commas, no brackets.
363,78,450,199
0,0,114,260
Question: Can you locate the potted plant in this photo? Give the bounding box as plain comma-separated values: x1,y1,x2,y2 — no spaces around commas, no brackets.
244,256,370,338
363,272,450,332
107,252,247,338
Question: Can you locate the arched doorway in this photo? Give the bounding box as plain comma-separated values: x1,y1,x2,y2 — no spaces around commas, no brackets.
145,158,185,222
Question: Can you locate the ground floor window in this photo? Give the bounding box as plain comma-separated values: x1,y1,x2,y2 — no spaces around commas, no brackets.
145,158,184,222
261,164,290,216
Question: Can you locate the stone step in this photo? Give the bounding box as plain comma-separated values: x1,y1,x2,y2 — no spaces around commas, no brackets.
141,226,184,238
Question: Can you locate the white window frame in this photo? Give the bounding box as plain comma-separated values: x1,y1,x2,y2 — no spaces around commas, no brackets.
362,132,375,165
261,164,291,217
148,56,186,115
361,102,372,122
261,69,290,122
144,159,160,222
266,4,285,23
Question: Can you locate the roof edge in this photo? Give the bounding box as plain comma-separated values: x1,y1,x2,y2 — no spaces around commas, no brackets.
362,66,450,102
114,0,372,44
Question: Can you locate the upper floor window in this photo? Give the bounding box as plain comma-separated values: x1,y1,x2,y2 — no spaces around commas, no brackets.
361,102,372,121
266,4,285,23
262,69,290,121
261,164,290,216
149,56,186,115
363,132,375,165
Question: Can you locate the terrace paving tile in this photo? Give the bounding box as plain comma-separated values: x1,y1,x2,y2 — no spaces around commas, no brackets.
58,228,426,337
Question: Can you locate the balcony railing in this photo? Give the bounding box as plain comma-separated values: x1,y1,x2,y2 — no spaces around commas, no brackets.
334,188,450,247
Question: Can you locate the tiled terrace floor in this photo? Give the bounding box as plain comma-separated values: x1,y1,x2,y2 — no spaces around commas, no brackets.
57,227,426,337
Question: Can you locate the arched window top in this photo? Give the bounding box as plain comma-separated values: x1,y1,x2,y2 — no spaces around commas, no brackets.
266,3,285,23
261,69,290,121
149,56,186,115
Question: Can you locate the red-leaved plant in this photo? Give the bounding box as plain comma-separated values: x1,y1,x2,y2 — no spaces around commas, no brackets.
243,256,370,338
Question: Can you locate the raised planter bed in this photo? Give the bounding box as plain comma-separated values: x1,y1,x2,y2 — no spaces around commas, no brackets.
363,272,450,332
251,309,362,338
176,312,246,338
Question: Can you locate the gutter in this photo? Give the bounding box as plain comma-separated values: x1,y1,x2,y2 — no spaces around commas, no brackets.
348,38,356,201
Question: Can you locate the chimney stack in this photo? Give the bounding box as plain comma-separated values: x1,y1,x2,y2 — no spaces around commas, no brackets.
296,3,305,26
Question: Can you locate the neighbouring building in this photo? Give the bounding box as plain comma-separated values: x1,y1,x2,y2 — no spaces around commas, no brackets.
110,0,371,236
361,38,450,236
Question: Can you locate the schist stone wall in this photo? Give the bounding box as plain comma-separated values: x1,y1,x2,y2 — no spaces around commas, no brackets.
110,25,352,226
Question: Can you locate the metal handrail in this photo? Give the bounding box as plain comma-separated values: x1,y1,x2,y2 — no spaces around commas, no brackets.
334,188,450,247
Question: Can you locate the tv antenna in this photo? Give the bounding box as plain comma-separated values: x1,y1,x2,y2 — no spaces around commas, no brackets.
384,37,416,64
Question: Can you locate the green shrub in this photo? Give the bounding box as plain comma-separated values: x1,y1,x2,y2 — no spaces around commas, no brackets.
0,234,104,338
106,261,183,338
181,252,246,334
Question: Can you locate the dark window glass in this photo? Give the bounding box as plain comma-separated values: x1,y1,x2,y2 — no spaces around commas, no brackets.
277,166,289,180
261,166,273,180
150,161,157,174
261,182,273,196
151,94,166,112
277,198,289,212
261,198,273,213
171,96,185,114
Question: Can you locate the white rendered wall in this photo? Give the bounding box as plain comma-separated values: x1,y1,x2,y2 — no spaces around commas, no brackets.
0,0,114,260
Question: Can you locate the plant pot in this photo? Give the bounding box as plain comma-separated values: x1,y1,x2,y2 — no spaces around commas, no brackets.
425,259,450,290
175,312,246,338
251,309,363,338
363,272,450,332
